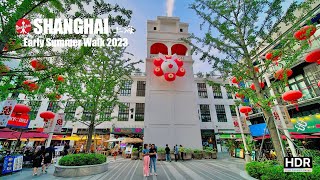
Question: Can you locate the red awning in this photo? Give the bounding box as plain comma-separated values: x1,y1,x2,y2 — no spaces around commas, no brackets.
0,130,48,139
254,134,320,140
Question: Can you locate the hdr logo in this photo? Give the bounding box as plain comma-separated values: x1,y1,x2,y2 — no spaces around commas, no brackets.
284,157,312,172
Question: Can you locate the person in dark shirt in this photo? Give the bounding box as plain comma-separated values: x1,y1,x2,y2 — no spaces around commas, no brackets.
165,144,171,162
149,144,157,176
43,144,55,173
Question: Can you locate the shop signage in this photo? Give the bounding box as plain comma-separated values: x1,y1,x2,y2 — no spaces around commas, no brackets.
2,155,23,174
272,106,294,129
232,116,240,133
6,112,30,129
240,116,250,134
44,113,65,133
0,100,17,127
290,114,320,133
111,128,144,134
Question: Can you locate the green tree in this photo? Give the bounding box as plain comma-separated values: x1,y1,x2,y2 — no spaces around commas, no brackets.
0,0,132,101
62,44,141,152
186,0,316,164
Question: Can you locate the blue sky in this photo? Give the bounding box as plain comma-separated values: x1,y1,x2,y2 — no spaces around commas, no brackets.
107,0,212,73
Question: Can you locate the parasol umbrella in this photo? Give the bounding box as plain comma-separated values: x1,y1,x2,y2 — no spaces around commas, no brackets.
21,131,49,138
132,138,143,143
121,138,134,143
80,135,102,140
62,134,81,141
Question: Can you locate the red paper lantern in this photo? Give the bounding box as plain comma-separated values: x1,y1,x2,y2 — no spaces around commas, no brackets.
176,67,186,77
174,58,184,67
56,94,62,99
254,66,259,73
40,111,55,120
294,25,316,41
305,49,320,65
231,77,239,84
239,106,252,116
235,93,244,99
13,104,31,114
154,67,163,76
274,69,293,80
57,75,64,82
282,90,303,111
153,58,164,66
265,52,281,64
30,60,46,70
23,80,39,91
164,73,176,81
250,82,265,90
318,80,320,87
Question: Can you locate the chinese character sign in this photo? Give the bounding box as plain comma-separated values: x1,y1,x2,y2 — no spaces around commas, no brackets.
6,112,30,129
54,113,64,133
232,116,240,133
0,100,17,127
43,118,55,133
240,116,250,134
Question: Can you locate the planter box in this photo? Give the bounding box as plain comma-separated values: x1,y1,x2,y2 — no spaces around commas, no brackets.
193,153,203,159
185,153,192,160
157,153,166,161
54,162,108,177
203,152,211,159
131,152,139,160
212,152,217,159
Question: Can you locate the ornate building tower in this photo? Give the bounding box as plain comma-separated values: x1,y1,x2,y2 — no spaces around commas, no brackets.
144,16,202,148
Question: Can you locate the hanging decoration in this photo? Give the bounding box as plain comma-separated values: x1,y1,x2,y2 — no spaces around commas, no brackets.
250,82,265,90
318,80,320,87
40,111,55,121
57,75,64,82
13,104,31,114
265,51,282,65
305,49,320,65
294,25,316,43
274,69,293,80
235,93,244,99
239,106,252,116
231,77,240,84
254,66,259,73
22,80,39,91
153,53,185,82
30,60,46,71
282,90,303,111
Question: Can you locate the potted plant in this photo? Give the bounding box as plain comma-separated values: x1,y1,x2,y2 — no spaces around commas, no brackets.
193,149,203,159
225,140,236,157
203,147,212,159
184,148,192,160
131,148,139,160
157,147,166,161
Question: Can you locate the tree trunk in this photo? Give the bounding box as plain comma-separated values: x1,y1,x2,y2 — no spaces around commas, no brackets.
86,122,94,153
263,111,285,165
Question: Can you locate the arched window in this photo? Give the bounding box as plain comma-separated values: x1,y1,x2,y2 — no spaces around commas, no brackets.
171,44,187,55
150,43,168,55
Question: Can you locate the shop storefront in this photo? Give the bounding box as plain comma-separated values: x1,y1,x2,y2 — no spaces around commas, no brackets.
111,128,144,139
201,129,216,149
217,134,243,153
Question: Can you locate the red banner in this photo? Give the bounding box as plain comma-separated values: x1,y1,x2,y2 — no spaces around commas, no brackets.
6,112,30,129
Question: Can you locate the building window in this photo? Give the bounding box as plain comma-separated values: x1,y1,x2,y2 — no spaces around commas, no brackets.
28,101,41,120
135,103,145,121
82,103,94,121
154,27,157,30
118,103,129,121
99,106,113,121
285,74,317,101
47,101,59,112
120,80,132,96
215,105,227,122
229,105,237,116
65,101,77,121
212,84,222,98
197,83,208,98
136,81,146,97
180,28,183,32
200,104,211,122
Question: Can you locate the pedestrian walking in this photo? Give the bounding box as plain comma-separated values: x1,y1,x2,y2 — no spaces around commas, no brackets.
180,145,184,161
32,146,45,176
113,142,120,161
149,144,157,176
165,144,171,162
142,144,150,177
63,142,70,156
43,144,55,173
174,144,179,162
